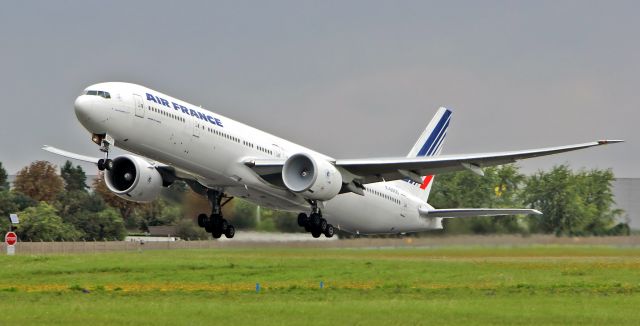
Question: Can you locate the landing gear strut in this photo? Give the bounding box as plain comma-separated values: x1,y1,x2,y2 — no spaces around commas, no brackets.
297,201,334,238
96,134,114,171
197,190,235,239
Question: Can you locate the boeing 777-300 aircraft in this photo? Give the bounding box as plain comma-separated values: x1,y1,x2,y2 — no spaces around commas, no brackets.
43,82,622,238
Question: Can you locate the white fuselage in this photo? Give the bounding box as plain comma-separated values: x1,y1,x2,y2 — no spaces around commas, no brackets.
75,82,441,234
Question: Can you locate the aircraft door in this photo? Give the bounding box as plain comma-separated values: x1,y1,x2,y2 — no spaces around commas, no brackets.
272,144,285,158
400,193,408,217
192,117,201,138
133,94,144,118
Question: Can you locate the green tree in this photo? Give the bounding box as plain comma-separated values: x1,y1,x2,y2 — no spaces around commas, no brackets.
134,198,182,232
54,189,118,239
0,161,8,191
73,208,127,240
17,202,83,241
522,165,623,236
0,191,37,234
60,161,88,192
430,165,527,234
226,199,258,229
174,218,210,240
14,161,64,203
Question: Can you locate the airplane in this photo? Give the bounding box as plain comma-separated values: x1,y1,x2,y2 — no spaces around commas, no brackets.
43,82,622,239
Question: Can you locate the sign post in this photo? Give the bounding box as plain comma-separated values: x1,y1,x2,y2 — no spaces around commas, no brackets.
5,231,17,256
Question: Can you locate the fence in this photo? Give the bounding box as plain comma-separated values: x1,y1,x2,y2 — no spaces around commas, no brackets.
3,235,640,255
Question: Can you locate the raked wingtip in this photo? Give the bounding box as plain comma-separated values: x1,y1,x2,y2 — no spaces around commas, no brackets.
597,140,624,145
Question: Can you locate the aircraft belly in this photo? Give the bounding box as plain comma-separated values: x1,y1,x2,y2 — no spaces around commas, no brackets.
323,192,440,234
323,193,399,234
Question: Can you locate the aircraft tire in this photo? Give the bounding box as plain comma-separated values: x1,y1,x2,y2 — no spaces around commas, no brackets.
105,159,114,171
297,213,308,227
324,224,335,238
97,159,105,171
225,225,235,238
197,214,208,228
310,213,322,227
319,219,328,232
311,231,321,238
212,230,222,239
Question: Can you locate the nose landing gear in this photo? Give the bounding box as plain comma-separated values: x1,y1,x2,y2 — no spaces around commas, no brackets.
95,134,114,171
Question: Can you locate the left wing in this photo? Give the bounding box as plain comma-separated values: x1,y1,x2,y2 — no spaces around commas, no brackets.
247,140,622,186
418,207,542,218
335,140,622,184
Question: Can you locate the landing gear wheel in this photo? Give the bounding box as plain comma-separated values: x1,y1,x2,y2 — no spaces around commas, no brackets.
220,219,228,232
310,213,322,227
204,224,212,233
297,213,308,227
97,159,105,171
319,219,328,232
224,225,235,238
311,231,321,238
104,159,114,171
197,214,208,228
212,231,222,239
324,224,335,238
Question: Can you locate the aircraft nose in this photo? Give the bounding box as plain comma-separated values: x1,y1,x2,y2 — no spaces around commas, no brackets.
74,95,94,121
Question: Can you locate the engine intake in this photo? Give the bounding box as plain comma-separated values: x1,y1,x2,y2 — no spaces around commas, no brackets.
282,153,342,201
104,155,164,202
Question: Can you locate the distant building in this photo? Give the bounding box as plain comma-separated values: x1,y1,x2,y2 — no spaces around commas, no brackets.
613,178,640,230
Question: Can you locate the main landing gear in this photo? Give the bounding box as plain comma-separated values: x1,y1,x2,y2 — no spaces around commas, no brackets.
197,190,235,239
297,201,334,238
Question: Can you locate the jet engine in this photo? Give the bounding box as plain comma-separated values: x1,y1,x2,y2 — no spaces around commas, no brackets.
282,153,342,201
104,155,164,202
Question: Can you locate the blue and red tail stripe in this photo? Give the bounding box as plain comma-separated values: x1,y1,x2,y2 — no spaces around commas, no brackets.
416,109,451,157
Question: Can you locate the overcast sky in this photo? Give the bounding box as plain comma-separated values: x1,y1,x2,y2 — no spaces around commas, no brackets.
0,1,636,177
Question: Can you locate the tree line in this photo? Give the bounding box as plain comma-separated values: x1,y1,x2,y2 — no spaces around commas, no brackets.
0,160,628,241
430,165,628,236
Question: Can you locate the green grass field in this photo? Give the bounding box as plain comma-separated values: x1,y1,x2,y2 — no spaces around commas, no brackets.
1,245,639,325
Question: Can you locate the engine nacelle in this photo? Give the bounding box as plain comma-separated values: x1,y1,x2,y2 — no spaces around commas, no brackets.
104,155,164,202
282,153,342,201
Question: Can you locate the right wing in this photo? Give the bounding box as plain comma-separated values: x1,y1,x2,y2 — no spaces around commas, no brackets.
41,145,195,185
42,145,101,164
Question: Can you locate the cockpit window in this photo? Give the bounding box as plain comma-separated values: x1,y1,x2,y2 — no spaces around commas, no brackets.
85,90,110,99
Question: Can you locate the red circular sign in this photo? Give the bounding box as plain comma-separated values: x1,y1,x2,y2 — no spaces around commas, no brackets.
5,232,17,246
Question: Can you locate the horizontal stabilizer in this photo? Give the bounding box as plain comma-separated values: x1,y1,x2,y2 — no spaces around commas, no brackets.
419,207,542,218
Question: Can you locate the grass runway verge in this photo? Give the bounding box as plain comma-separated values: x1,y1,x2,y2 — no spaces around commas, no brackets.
1,245,639,325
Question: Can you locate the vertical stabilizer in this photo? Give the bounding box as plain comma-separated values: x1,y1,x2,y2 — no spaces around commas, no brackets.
399,107,451,202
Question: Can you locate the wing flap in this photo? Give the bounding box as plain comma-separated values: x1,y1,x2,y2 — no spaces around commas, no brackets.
419,207,542,218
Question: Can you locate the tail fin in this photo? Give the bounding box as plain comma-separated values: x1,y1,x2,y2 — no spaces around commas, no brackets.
400,107,452,202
